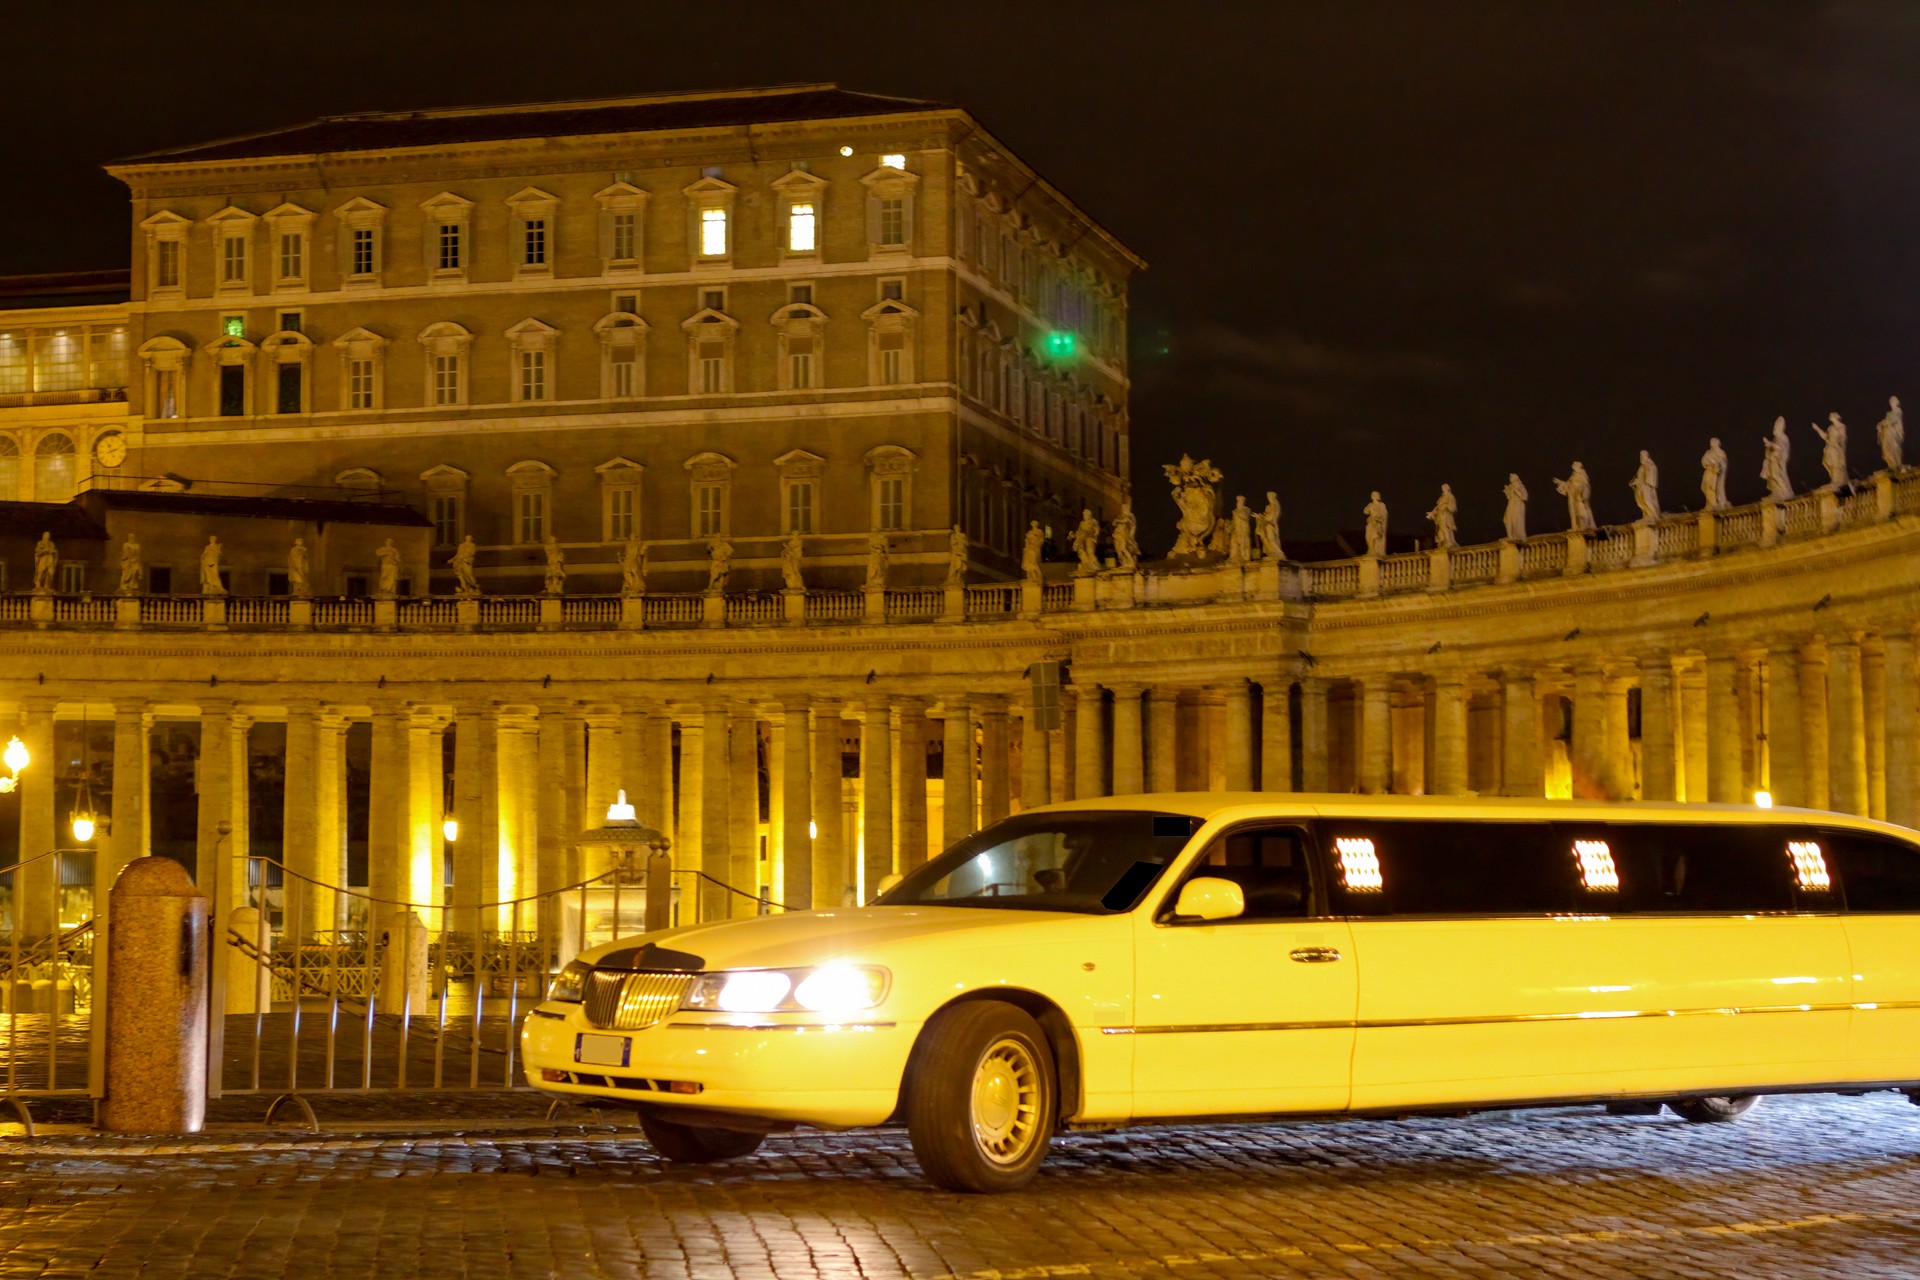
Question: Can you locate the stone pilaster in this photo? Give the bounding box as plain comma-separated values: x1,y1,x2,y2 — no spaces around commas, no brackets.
1829,638,1867,816
194,700,235,907
1570,665,1607,800
1864,640,1888,820
697,701,731,921
1358,677,1392,795
811,703,847,907
1763,646,1805,807
1430,677,1469,796
1299,678,1331,792
780,697,812,908
366,704,406,911
1020,700,1051,810
1638,657,1678,801
1147,688,1180,793
942,698,976,843
1799,642,1831,810
1221,679,1253,792
728,705,760,916
1679,663,1709,802
1499,670,1541,797
450,703,500,937
895,698,929,873
1073,685,1107,799
108,700,149,875
1705,654,1744,804
978,696,1011,824
861,696,893,898
1110,685,1145,796
1882,629,1919,829
1260,680,1292,792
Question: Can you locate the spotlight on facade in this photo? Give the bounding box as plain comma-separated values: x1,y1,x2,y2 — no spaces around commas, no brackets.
808,820,818,840
442,814,459,842
607,790,637,823
1753,790,1774,809
70,813,95,843
4,737,29,775
838,145,853,156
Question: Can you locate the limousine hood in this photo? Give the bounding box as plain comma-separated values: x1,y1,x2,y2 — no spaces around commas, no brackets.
579,905,1090,973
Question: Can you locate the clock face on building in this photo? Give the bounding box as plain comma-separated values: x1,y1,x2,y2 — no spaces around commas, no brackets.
94,432,127,469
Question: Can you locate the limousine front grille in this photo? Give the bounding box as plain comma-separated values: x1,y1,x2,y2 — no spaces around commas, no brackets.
583,970,695,1030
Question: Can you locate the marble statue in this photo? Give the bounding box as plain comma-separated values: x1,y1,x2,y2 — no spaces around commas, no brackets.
199,537,226,597
117,535,141,596
945,525,969,587
1554,462,1595,533
1700,438,1729,511
1630,450,1660,523
542,535,566,595
865,531,890,590
1257,492,1283,561
705,536,733,594
449,535,480,595
1020,520,1047,584
31,532,55,592
1878,396,1905,472
619,536,646,597
288,537,310,597
1163,454,1223,558
1761,417,1793,501
1362,491,1389,558
1426,483,1458,549
781,529,806,592
1502,474,1528,542
1071,508,1102,574
376,538,401,596
1226,495,1252,564
1111,504,1140,573
1813,412,1848,489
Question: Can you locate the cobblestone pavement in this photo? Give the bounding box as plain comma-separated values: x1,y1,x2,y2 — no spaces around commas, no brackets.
2,1092,1920,1278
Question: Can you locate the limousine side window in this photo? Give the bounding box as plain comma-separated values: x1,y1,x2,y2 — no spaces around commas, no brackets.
1822,830,1920,912
1316,821,1574,917
1166,826,1313,921
1555,823,1800,913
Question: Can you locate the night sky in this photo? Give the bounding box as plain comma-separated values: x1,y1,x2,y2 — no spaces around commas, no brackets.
7,1,1918,546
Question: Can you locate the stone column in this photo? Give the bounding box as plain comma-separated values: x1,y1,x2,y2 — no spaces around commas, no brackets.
642,709,673,842
366,704,406,911
586,715,621,826
406,714,441,910
728,706,760,915
1604,675,1634,799
1300,678,1331,792
104,699,150,889
1883,629,1919,829
1358,677,1392,795
1800,643,1831,809
1020,701,1051,810
1829,638,1868,816
194,700,234,907
1705,654,1744,804
1569,665,1607,800
942,698,976,844
811,703,847,907
1500,670,1541,797
1680,664,1709,802
1110,685,1145,796
618,703,648,824
1764,646,1806,808
450,704,500,937
695,702,730,921
862,696,894,897
535,704,567,911
1221,680,1254,791
1147,688,1180,793
978,697,1012,824
13,699,56,940
1073,686,1107,798
1260,681,1292,792
1639,658,1678,801
1430,677,1469,796
1865,642,1888,820
780,698,812,908
312,711,346,929
562,710,589,874
896,698,929,872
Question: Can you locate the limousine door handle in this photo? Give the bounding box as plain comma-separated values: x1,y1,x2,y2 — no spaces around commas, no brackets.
1289,946,1343,964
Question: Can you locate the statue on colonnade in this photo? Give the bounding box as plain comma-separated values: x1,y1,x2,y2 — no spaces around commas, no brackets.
1813,412,1848,489
1630,451,1660,523
865,531,890,590
376,539,401,596
1555,462,1595,533
1362,491,1388,558
542,535,566,595
1163,454,1223,558
1502,474,1528,542
619,535,647,597
1761,417,1793,501
1700,438,1729,511
288,537,311,597
1020,520,1047,584
199,537,226,597
1227,496,1253,564
781,529,807,592
31,532,56,593
118,535,142,596
1071,509,1102,574
1111,504,1140,573
449,535,480,595
1878,396,1905,472
1425,484,1458,548
1257,492,1283,561
705,535,733,594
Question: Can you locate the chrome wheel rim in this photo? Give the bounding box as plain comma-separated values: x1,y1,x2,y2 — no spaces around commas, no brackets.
970,1036,1041,1165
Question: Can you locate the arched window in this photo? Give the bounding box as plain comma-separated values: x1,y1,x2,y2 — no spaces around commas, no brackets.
34,433,75,503
0,437,19,502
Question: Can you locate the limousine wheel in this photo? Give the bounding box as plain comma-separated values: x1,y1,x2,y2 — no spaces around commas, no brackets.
1670,1095,1760,1124
637,1113,767,1163
906,1001,1056,1193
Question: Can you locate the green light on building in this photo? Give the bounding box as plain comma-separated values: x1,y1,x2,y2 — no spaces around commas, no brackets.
223,316,246,338
1045,330,1076,360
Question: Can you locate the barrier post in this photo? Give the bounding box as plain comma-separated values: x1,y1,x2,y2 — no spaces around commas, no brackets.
225,906,271,1015
100,857,208,1133
378,910,430,1009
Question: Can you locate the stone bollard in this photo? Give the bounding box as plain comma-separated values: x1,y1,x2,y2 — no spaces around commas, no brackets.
377,910,431,1010
101,857,208,1134
225,906,271,1015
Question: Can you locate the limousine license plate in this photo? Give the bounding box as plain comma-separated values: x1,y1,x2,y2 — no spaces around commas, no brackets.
575,1033,631,1068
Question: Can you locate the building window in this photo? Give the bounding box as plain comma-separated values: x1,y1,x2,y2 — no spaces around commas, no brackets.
420,192,474,281
0,437,16,501
878,198,905,246
348,359,375,409
439,223,462,270
878,338,904,385
277,365,303,414
789,283,813,306
138,337,189,418
773,300,826,393
788,202,816,252
351,230,376,276
34,433,75,503
263,330,311,415
506,318,559,403
866,445,916,532
864,298,917,387
505,188,559,277
264,203,313,290
788,341,815,390
598,459,644,541
609,213,635,261
419,322,473,407
609,348,636,397
880,153,906,170
208,206,258,295
701,288,726,312
880,278,904,301
863,165,919,254
221,234,248,286
787,481,814,533
519,350,547,401
335,197,387,286
698,344,725,392
429,494,461,546
433,355,461,405
517,490,546,543
596,311,647,400
523,219,547,267
154,239,181,290
606,486,636,540
685,452,735,537
700,207,728,258
219,365,246,416
59,563,86,595
877,477,905,530
594,182,648,274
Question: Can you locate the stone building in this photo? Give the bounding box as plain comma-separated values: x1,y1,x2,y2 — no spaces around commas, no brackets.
0,86,1914,947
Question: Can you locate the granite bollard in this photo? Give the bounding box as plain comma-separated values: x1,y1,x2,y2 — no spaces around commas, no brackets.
101,857,207,1133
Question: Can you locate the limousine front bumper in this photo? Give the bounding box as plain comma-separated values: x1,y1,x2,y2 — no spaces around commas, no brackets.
520,1002,917,1129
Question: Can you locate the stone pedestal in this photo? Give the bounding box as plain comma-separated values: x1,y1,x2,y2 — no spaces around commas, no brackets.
1496,539,1520,584
942,585,965,619
1760,500,1781,547
539,595,562,630
114,597,140,629
455,596,479,628
101,857,207,1134
1697,510,1718,557
1630,522,1656,568
1019,580,1042,618
1072,574,1097,611
1818,488,1841,532
863,587,886,624
783,588,807,625
620,595,645,629
1427,548,1451,592
1562,533,1588,576
1357,556,1381,597
288,596,313,628
29,593,51,626
702,592,725,628
203,597,226,628
1875,473,1896,521
374,596,397,630
377,910,431,1010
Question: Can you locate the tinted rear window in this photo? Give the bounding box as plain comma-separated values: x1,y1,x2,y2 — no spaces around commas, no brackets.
1316,821,1572,916
1825,830,1920,912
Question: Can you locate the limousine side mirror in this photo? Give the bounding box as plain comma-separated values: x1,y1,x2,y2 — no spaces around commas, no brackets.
875,873,904,898
1171,876,1245,922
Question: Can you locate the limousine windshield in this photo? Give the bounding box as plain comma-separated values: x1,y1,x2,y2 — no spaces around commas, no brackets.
881,810,1201,913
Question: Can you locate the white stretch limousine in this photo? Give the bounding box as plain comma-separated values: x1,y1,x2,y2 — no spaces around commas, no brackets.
522,795,1920,1191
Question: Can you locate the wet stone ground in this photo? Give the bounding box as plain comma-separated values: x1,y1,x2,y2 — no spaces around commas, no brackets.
2,1092,1919,1278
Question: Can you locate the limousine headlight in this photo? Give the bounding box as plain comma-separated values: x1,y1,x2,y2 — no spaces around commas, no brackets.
681,965,891,1016
547,959,594,1004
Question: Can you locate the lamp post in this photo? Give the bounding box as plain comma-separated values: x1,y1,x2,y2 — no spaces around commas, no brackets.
570,789,672,960
0,735,28,793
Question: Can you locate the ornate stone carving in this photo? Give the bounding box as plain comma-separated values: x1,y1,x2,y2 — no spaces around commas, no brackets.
117,536,142,596
945,525,969,587
1554,462,1595,533
542,535,566,595
781,529,806,592
1111,504,1140,573
376,539,402,597
1814,412,1848,489
1426,484,1458,549
1630,451,1660,524
620,536,647,597
1163,454,1222,558
705,535,733,594
1071,508,1101,575
1257,492,1283,561
1502,474,1528,542
1363,491,1389,558
1700,438,1729,511
31,533,55,593
1227,495,1252,564
199,537,226,597
1762,417,1793,500
1020,520,1046,584
1879,396,1905,472
289,537,310,597
449,535,480,596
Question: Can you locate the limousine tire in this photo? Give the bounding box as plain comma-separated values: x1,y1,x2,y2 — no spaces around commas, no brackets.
906,1001,1057,1193
1670,1095,1760,1124
637,1113,766,1163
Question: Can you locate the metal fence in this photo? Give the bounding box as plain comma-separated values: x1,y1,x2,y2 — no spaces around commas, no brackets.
0,849,104,1123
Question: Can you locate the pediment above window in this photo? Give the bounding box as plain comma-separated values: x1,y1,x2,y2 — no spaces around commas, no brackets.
506,459,557,489
770,302,828,324
333,196,388,220
420,463,470,490
863,299,920,322
335,468,382,490
771,169,827,194
418,321,472,347
140,209,191,230
680,308,739,332
595,456,645,480
865,444,917,475
774,448,826,479
206,205,258,229
420,191,474,215
683,450,736,482
331,326,388,352
682,175,737,197
593,182,648,209
593,311,649,334
860,166,921,193
264,202,315,224
262,330,313,361
506,317,559,348
505,186,559,210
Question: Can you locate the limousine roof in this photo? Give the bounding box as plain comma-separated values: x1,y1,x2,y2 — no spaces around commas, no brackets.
1031,792,1919,842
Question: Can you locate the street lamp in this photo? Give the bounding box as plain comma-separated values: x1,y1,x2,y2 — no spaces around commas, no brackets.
0,735,27,793
442,813,459,842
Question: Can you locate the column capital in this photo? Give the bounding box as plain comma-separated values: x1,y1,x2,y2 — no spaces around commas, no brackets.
893,695,929,715
974,694,1009,719
778,692,812,715
1147,685,1182,704
1106,681,1145,699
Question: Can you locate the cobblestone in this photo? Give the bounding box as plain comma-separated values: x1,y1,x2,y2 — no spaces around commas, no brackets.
1,1093,1918,1277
